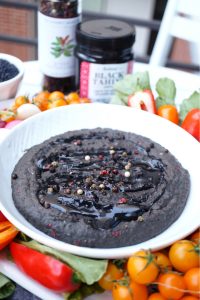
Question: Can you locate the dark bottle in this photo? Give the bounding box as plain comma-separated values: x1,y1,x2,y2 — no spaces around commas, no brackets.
38,0,81,93
75,19,135,103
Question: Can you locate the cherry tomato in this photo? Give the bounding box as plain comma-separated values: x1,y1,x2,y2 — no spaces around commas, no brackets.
157,105,179,124
181,109,200,142
179,296,199,300
190,229,200,244
98,262,124,290
15,96,29,108
148,292,167,300
66,92,80,104
154,252,172,272
184,268,200,296
10,242,80,293
169,240,200,272
33,91,50,111
0,221,19,250
112,278,148,300
158,272,186,299
127,250,159,284
48,91,65,102
47,99,67,109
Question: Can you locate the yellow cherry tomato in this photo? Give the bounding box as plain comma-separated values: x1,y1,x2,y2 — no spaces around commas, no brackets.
169,240,200,272
48,91,65,102
47,98,67,109
98,262,123,290
127,250,159,284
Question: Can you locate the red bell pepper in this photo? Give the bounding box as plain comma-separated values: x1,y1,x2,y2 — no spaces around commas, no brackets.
181,108,200,142
10,242,80,293
128,90,156,114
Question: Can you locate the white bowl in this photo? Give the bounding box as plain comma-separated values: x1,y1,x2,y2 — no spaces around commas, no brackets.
0,53,24,101
0,104,199,259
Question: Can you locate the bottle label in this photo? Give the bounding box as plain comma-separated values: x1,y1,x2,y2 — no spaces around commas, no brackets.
38,12,80,78
80,61,133,103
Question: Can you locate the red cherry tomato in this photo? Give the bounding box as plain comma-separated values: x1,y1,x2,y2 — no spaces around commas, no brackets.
181,109,200,141
10,242,80,293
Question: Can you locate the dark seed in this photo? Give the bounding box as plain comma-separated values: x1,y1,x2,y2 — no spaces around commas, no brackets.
12,173,18,180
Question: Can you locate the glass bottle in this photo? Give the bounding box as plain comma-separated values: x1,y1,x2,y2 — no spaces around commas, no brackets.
38,0,81,93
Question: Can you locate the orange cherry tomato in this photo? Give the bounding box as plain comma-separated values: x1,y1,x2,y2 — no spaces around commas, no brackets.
98,262,124,290
154,252,172,272
47,99,67,109
0,221,19,250
184,268,200,296
33,91,50,111
157,105,179,124
169,240,200,272
190,229,200,244
15,96,29,108
48,91,65,102
127,250,159,284
112,278,148,300
179,296,199,300
158,272,186,300
66,92,80,104
148,292,167,300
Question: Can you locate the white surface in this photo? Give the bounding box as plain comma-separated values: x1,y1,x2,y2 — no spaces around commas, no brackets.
0,104,199,260
0,53,24,101
150,0,200,67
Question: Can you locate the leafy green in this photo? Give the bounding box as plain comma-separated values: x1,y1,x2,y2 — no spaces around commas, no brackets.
179,91,200,123
19,240,108,285
155,78,176,108
0,273,15,299
64,283,104,300
111,71,151,105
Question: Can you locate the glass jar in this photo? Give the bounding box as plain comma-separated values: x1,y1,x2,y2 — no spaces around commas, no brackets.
75,19,135,103
38,0,81,93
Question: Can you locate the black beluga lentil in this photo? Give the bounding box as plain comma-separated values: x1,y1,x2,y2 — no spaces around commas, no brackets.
0,59,19,82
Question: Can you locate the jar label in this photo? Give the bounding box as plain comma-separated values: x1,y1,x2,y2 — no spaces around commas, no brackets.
80,61,133,103
38,12,80,78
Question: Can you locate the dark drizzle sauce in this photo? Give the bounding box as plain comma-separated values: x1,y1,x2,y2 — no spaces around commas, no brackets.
36,131,167,230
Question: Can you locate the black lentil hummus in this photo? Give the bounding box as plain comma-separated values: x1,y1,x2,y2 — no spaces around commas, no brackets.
12,128,190,248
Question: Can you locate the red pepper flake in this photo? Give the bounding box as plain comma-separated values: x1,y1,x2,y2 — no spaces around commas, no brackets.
111,230,121,237
118,197,128,204
98,154,104,160
134,150,139,155
47,223,52,228
112,169,118,175
100,170,109,175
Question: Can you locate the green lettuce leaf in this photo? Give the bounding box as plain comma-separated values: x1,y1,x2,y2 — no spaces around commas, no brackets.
155,78,176,108
179,91,200,123
0,273,15,299
20,240,108,285
111,71,151,104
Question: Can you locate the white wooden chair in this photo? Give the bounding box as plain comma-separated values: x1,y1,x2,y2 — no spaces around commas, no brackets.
149,0,200,69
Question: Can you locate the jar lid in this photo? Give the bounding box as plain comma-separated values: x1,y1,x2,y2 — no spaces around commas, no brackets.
76,19,135,51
